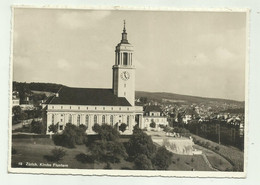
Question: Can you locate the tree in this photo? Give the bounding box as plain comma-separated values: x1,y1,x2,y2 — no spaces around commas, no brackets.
92,123,120,141
139,97,148,104
12,106,22,124
52,123,87,148
90,140,127,163
119,123,127,133
152,146,173,170
90,124,127,163
48,123,58,134
150,121,156,128
30,120,46,134
134,154,153,170
127,126,156,160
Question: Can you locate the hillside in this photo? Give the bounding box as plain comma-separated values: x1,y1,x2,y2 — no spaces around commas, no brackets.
136,91,244,106
13,81,244,106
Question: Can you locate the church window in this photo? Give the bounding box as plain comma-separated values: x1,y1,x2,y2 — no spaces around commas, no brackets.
123,52,128,65
69,114,72,123
111,107,113,110
95,107,97,110
61,106,63,109
51,114,54,124
77,115,80,126
59,125,63,130
124,84,126,88
85,115,89,129
78,107,80,110
86,107,88,110
94,115,97,124
103,107,105,110
119,107,121,110
70,106,71,109
102,115,106,124
52,106,54,109
110,115,113,125
127,108,129,110
127,116,130,125
60,119,63,122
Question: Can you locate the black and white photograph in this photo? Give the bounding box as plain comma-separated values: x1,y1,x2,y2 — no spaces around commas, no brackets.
9,7,247,177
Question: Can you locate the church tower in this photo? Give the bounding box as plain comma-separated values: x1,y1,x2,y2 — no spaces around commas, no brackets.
112,21,135,106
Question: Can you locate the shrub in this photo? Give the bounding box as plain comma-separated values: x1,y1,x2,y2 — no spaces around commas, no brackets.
150,121,156,128
119,123,127,133
51,147,66,161
163,126,172,133
30,120,46,134
75,153,94,164
52,123,87,148
104,162,112,169
205,141,210,148
48,123,58,134
134,154,153,170
152,146,173,170
215,146,220,151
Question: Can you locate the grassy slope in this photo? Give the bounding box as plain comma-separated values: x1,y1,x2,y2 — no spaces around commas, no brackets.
194,145,233,171
191,134,244,171
12,137,212,171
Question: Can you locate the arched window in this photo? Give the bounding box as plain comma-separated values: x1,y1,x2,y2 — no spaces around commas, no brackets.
110,115,113,125
69,114,72,123
51,114,54,124
123,52,128,65
94,115,97,124
77,115,80,126
102,115,106,124
85,115,89,128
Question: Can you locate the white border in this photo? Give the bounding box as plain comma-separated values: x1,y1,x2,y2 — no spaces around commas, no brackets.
8,5,249,178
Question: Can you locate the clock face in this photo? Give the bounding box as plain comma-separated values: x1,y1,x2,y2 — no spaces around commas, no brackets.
120,71,130,81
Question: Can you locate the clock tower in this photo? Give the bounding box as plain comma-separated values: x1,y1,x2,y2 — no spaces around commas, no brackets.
112,21,135,106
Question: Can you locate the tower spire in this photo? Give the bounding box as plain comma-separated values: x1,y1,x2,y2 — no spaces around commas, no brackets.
121,20,128,43
123,20,126,32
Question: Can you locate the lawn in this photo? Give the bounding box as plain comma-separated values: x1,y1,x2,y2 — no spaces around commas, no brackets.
12,137,213,171
169,154,213,171
194,145,233,171
191,134,244,171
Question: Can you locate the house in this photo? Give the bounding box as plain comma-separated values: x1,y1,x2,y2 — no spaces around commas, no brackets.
141,105,168,130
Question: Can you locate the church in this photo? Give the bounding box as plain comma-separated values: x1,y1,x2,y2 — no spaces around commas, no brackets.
43,22,144,135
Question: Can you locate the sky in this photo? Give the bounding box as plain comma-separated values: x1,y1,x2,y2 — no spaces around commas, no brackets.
13,8,247,101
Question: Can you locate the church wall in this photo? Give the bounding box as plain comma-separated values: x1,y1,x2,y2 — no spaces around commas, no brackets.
45,104,137,135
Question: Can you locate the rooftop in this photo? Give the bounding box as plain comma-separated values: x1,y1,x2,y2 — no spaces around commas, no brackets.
144,105,162,114
44,87,131,106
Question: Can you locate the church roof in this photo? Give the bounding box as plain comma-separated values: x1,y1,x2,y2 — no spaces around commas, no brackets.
45,87,131,106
